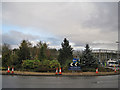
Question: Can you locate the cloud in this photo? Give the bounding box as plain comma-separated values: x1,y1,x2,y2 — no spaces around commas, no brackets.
2,30,62,49
2,30,40,45
2,2,118,50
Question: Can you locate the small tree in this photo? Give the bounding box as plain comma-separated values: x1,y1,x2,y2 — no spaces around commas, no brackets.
58,38,73,66
2,43,11,67
37,41,48,61
38,46,46,61
81,44,97,68
48,49,59,60
18,40,31,64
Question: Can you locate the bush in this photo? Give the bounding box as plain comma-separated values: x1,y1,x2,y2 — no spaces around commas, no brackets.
22,60,40,70
49,60,60,69
81,66,114,72
22,59,60,72
62,59,72,72
81,68,96,72
98,67,113,72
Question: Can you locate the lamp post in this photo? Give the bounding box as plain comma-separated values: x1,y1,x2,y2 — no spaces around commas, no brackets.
116,41,120,59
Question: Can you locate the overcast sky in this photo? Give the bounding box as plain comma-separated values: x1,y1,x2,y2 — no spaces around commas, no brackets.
2,2,118,50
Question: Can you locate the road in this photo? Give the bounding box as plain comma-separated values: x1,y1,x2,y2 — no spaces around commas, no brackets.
2,75,119,88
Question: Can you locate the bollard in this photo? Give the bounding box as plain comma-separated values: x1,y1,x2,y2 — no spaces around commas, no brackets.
96,68,98,74
59,68,62,75
56,68,58,75
7,66,10,73
11,67,14,74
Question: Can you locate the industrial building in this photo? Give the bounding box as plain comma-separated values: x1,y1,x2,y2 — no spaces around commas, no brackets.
92,49,120,64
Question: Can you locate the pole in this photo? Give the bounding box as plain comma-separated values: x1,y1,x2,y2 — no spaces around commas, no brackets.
116,41,120,59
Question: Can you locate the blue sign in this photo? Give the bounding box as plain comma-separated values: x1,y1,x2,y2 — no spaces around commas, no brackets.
68,66,81,70
73,58,78,63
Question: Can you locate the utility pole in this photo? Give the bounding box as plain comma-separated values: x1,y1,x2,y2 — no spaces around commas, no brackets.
116,41,120,59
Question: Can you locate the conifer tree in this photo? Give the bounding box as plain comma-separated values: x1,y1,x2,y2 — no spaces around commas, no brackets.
2,43,11,67
81,44,97,68
38,46,46,61
18,40,31,62
37,41,47,61
58,38,73,66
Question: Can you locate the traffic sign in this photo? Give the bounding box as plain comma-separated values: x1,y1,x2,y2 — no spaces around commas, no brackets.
68,62,81,71
70,62,73,66
75,63,77,66
68,66,81,70
69,62,80,67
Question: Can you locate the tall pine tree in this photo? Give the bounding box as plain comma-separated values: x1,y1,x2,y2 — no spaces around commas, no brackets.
58,38,73,66
81,44,97,68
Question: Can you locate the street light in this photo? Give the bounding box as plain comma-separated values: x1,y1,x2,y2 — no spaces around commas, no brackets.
116,41,120,59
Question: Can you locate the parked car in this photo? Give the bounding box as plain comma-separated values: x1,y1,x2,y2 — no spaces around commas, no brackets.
107,59,119,67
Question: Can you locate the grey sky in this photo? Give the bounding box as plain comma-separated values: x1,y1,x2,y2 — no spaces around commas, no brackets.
2,2,118,50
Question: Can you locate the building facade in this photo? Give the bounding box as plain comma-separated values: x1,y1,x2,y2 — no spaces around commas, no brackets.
92,49,120,64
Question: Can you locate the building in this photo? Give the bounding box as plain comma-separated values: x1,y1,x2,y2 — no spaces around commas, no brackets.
92,49,120,64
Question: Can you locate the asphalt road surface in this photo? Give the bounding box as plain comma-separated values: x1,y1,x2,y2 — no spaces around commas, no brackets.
2,75,119,88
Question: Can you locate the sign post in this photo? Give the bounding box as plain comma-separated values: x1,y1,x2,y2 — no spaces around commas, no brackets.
68,57,81,71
